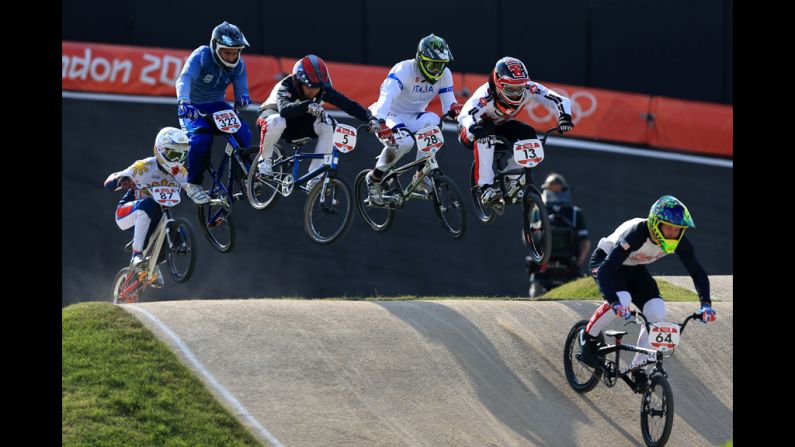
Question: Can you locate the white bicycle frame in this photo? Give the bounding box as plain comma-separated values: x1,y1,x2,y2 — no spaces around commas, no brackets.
137,186,180,282
381,125,443,201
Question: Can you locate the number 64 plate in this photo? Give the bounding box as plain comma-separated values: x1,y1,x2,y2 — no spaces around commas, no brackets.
649,322,682,351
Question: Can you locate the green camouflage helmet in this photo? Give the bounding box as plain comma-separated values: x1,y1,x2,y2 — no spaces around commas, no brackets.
647,195,695,253
416,34,453,83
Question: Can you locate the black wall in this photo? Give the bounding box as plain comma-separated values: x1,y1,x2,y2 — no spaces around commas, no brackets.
63,0,732,104
61,98,732,306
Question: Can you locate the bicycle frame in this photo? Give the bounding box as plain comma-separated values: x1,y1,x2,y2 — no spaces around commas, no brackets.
115,208,172,300
381,154,440,204
271,143,343,196
375,125,447,206
206,134,251,207
491,126,558,202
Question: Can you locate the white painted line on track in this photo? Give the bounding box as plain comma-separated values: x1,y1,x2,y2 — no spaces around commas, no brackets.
125,304,286,447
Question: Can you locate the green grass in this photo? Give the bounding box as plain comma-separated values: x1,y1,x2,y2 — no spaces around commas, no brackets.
62,302,263,447
536,276,700,301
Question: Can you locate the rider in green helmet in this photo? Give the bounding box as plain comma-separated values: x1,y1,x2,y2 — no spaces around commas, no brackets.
647,195,695,253
415,34,454,83
576,195,715,391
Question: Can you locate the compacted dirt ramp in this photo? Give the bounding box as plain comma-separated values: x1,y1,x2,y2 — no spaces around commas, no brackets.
127,298,732,446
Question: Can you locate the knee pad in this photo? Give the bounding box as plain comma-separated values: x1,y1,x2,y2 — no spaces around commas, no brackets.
394,134,414,155
642,298,666,323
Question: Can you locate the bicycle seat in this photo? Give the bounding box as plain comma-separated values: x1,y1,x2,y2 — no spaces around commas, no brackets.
288,137,313,147
605,330,628,338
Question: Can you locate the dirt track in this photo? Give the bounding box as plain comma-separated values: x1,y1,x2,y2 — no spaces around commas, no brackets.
128,297,732,446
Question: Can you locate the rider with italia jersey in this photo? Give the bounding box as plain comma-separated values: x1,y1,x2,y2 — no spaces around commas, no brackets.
365,34,463,205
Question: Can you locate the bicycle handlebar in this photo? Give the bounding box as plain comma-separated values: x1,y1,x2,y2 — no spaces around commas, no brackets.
630,310,703,335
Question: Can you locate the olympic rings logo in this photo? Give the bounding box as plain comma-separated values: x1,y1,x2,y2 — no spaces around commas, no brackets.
525,89,597,124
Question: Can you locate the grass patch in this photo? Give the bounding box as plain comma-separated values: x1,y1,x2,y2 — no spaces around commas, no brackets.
536,277,700,301
62,302,262,447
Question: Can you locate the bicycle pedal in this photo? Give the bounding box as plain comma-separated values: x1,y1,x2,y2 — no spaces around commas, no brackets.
232,192,243,201
493,202,505,215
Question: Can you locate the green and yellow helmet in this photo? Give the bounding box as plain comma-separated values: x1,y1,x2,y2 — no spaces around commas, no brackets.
647,195,695,253
416,34,453,84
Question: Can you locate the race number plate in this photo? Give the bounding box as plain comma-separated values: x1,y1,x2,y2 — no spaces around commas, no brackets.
649,322,682,351
150,186,181,206
212,110,241,133
513,139,545,167
415,126,444,154
333,124,358,153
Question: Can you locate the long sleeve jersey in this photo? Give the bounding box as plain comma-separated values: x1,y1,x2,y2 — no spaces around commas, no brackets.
595,218,711,306
457,81,571,129
104,157,187,207
369,59,457,119
176,46,249,105
259,75,372,122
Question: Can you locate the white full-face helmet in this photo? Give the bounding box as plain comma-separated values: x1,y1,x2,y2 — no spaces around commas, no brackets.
153,127,189,175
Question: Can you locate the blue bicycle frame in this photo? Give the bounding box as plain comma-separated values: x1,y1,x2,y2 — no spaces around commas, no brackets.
274,143,344,191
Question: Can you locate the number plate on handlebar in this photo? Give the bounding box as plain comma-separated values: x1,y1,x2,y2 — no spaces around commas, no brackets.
333,124,357,153
212,109,241,133
513,139,545,168
649,322,682,351
415,126,444,154
150,186,181,207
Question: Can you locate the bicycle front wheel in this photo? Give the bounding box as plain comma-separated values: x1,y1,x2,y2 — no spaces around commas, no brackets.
304,176,354,245
198,199,235,253
563,320,604,393
166,218,196,283
523,190,551,265
640,373,675,447
353,169,394,232
112,267,141,304
432,174,466,239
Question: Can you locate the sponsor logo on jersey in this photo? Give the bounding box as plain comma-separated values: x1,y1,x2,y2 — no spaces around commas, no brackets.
628,252,666,263
413,84,434,94
132,160,150,176
478,97,488,107
203,74,214,83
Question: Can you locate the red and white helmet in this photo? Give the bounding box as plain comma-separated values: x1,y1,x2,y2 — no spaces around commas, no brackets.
153,127,189,175
488,57,530,113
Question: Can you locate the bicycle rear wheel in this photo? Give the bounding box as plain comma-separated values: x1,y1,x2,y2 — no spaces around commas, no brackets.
563,320,604,393
470,161,497,224
304,176,353,245
432,174,466,239
166,218,196,283
198,197,235,253
247,145,284,210
354,169,394,232
523,190,551,264
640,373,674,447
